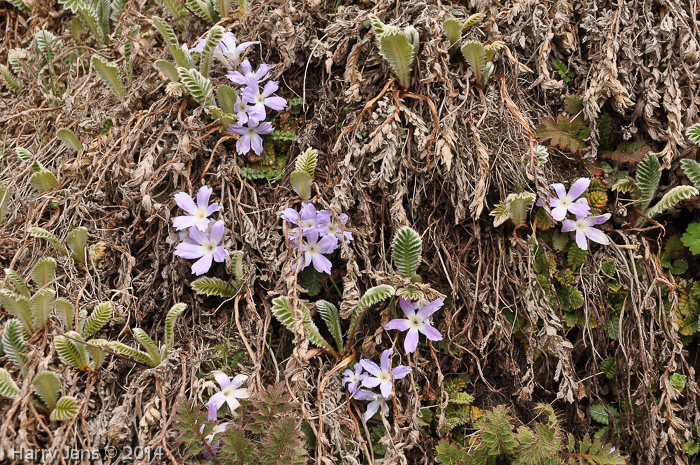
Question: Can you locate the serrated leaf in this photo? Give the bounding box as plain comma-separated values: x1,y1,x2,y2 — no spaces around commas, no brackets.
2,319,28,370
483,40,504,62
198,26,225,78
55,298,76,331
0,368,20,399
177,67,214,106
67,226,88,264
216,84,237,115
682,223,700,255
133,328,160,366
601,260,617,277
392,227,422,278
348,285,395,344
590,402,618,426
315,300,343,353
478,406,518,455
110,341,153,365
186,0,218,22
15,147,39,169
686,440,700,456
33,372,61,411
567,244,588,270
290,171,313,200
443,18,462,54
164,302,186,351
461,40,487,87
378,27,418,89
5,268,29,298
95,0,111,44
299,266,322,297
86,339,109,370
271,297,296,333
30,170,58,192
92,56,125,99
191,276,241,297
435,439,467,465
610,176,640,197
51,396,79,421
603,141,649,164
55,333,90,370
0,65,21,91
0,183,14,224
82,302,111,338
31,257,56,288
559,285,584,311
162,0,187,18
294,147,318,178
229,250,244,283
687,123,700,146
155,60,181,83
635,154,661,211
395,285,424,301
30,288,54,331
56,128,83,152
645,185,698,219
536,115,589,153
564,95,584,115
0,289,35,334
152,17,193,69
681,158,700,189
301,306,334,353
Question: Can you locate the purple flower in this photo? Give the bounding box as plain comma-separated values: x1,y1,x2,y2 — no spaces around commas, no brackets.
562,213,611,250
318,216,352,244
233,98,255,126
281,203,331,243
385,298,444,353
173,186,221,231
227,60,271,85
200,422,228,460
548,178,592,221
360,348,412,398
229,120,274,155
242,77,287,121
191,32,258,67
354,389,389,421
206,371,249,420
300,228,336,274
174,220,228,275
342,364,366,394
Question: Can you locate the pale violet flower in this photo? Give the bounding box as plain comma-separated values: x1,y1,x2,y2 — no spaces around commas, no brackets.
342,364,366,394
207,371,249,420
174,220,228,275
173,186,221,231
385,298,444,353
548,178,592,221
360,348,412,398
200,422,228,460
191,32,257,67
300,228,336,274
242,77,287,122
281,203,330,243
354,389,389,421
229,120,274,155
562,213,611,250
228,60,271,85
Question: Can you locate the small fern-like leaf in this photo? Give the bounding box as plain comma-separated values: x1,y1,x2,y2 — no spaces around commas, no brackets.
0,289,35,334
15,147,40,169
92,56,126,99
315,300,343,353
567,244,588,270
0,65,22,91
216,84,238,115
461,40,487,86
645,185,698,219
50,396,79,421
198,26,224,78
687,123,700,146
0,183,14,224
636,154,661,211
186,0,218,22
110,341,154,365
230,250,245,283
177,67,214,106
152,17,192,68
536,115,590,153
462,13,485,30
5,268,30,298
2,319,28,370
67,226,88,264
191,276,241,297
30,170,58,192
681,158,700,189
377,28,418,89
483,40,505,62
33,372,61,411
392,226,422,278
271,296,296,333
301,306,334,353
30,288,55,331
31,257,56,288
164,302,186,351
82,302,112,338
0,368,20,399
55,298,76,331
55,333,90,370
610,176,641,197
395,285,424,301
132,328,161,366
56,128,83,152
294,147,318,177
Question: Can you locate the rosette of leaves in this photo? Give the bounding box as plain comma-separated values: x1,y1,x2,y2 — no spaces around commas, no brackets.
1,257,58,335
29,226,91,265
32,372,80,421
15,147,58,193
191,251,245,298
290,147,317,200
58,0,114,45
369,14,420,89
536,96,590,154
490,192,536,227
443,13,484,56
109,303,186,367
460,39,504,88
54,301,112,371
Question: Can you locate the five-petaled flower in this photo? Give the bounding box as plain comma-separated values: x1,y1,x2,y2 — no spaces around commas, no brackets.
229,120,274,156
548,178,592,221
342,364,366,395
173,186,221,231
360,348,412,398
562,213,611,250
300,228,336,274
174,220,228,275
242,77,287,122
385,298,444,353
228,60,271,86
206,371,249,420
354,389,389,421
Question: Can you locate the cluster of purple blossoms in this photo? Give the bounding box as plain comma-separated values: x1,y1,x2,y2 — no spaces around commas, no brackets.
191,31,287,156
385,298,444,354
172,186,229,275
342,349,411,421
537,178,611,251
280,203,353,274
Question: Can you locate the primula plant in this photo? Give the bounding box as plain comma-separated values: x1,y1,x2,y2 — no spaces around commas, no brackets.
368,14,420,90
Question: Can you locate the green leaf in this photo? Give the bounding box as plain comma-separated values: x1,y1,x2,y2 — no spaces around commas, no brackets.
30,288,55,331
55,298,76,331
635,154,661,211
687,123,700,146
229,250,245,283
460,40,486,87
110,341,153,365
186,0,218,22
154,60,180,82
177,67,214,106
435,439,468,465
15,147,40,169
0,368,20,399
31,257,56,288
30,227,69,256
55,333,90,370
2,319,28,371
30,170,58,192
164,302,186,351
590,402,618,425
57,128,83,152
5,268,30,298
603,141,649,164
294,147,318,178
94,0,111,43
216,84,238,115
392,226,422,278
567,243,588,270
682,223,700,255
601,260,617,277
348,285,395,344
536,115,589,153
290,171,313,200
33,372,61,411
395,285,424,301
191,276,241,297
67,226,89,264
670,372,686,392
375,21,419,89
76,8,102,45
301,306,334,353
198,26,225,78
681,158,700,189
443,18,462,54
299,266,323,297
315,300,343,353
271,296,296,332
478,406,518,455
6,0,30,11
0,289,35,334
0,65,21,91
92,56,126,99
133,328,161,366
162,0,187,18
491,192,536,226
213,0,230,17
151,17,194,69
51,396,79,421
685,440,699,456
645,185,698,219
0,183,14,224
82,302,112,338
483,40,505,62
559,285,584,311
462,13,484,31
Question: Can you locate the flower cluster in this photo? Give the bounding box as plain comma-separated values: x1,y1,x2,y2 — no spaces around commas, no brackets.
191,31,287,156
539,178,611,250
385,298,444,353
172,186,229,275
280,203,353,274
343,349,411,421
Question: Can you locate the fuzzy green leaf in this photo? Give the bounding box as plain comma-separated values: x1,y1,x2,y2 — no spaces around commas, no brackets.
645,186,698,219
0,289,35,334
301,306,334,353
31,257,56,288
177,67,214,106
294,147,318,178
55,333,90,370
461,40,487,86
56,128,83,152
435,439,468,465
559,285,584,311
443,19,462,54
67,226,89,264
92,56,125,99
154,59,180,82
82,302,111,338
462,13,484,30
392,227,422,278
0,368,20,399
2,319,28,370
0,65,21,91
682,223,700,255
132,328,161,366
186,0,218,22
491,192,536,226
33,372,61,411
55,298,76,331
50,396,79,421
271,296,296,333
483,40,504,62
567,244,588,270
377,26,418,89
162,0,187,18
230,250,245,283
15,147,40,169
152,17,194,69
5,268,30,298
86,339,109,370
610,176,641,197
348,284,395,342
681,158,700,189
191,276,241,297
213,0,230,17
110,341,154,365
290,171,313,200
636,154,661,211
216,84,238,115
164,302,186,351
478,406,518,455
0,183,14,224
687,123,700,146
198,26,225,78
395,285,424,301
30,170,58,192
315,300,343,353
536,115,589,153
30,288,54,331
299,266,323,297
